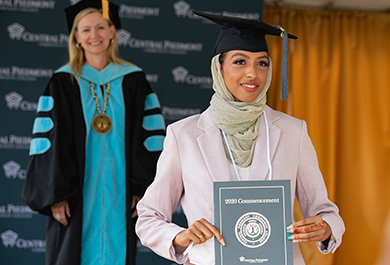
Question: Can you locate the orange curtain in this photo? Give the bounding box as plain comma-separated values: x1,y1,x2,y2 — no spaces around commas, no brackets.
263,6,390,265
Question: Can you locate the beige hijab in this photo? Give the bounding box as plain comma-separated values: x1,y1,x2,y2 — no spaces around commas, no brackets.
209,54,273,167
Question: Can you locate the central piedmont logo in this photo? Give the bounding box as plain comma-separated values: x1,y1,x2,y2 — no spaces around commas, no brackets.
171,66,212,88
0,204,37,219
117,30,132,46
145,74,159,83
235,212,271,248
172,1,205,20
0,0,55,12
117,29,202,54
0,230,46,252
162,106,201,122
1,230,18,248
0,135,31,150
3,161,26,180
173,1,191,17
173,1,260,20
239,256,269,263
5,92,22,109
5,92,37,111
7,23,24,40
119,4,160,19
0,66,53,81
7,22,69,48
171,66,188,83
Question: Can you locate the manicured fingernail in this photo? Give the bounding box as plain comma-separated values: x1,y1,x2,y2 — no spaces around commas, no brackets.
220,239,226,246
287,225,293,230
287,229,292,234
287,236,292,240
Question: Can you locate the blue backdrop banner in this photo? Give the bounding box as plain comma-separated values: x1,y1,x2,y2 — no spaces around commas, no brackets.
0,0,263,264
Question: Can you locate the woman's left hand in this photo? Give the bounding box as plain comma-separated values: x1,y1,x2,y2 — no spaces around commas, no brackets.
51,200,71,226
287,216,332,243
131,195,141,218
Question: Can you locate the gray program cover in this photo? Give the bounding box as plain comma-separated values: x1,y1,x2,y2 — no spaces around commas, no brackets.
214,180,293,265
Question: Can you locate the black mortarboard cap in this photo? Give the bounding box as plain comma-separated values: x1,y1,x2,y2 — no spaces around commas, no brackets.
193,10,297,100
193,10,297,54
64,0,121,33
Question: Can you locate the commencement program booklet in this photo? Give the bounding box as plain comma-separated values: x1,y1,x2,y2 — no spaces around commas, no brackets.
214,180,293,265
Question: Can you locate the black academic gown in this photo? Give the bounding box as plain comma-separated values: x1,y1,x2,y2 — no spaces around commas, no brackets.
22,63,165,265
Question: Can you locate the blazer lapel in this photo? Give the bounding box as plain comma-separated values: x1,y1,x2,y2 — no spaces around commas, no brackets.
196,107,282,182
196,109,232,182
250,106,281,181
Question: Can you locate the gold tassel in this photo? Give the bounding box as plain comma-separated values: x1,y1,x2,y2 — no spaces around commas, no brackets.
102,0,109,20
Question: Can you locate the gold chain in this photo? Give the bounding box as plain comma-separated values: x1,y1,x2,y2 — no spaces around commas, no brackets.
90,82,110,114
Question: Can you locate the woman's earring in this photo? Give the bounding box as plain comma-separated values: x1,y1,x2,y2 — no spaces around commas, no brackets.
76,43,81,48
110,39,114,44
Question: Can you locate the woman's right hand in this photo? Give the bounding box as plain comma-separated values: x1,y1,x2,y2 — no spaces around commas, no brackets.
173,218,225,247
51,200,71,226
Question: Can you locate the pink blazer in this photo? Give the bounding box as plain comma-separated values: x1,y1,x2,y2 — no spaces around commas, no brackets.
136,106,345,265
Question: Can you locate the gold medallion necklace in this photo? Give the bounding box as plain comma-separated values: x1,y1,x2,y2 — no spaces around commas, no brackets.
90,82,112,134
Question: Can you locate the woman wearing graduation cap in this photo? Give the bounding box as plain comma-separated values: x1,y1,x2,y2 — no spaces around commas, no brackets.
136,10,345,265
21,0,165,264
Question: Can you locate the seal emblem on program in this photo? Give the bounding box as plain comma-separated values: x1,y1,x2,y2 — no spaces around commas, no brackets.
235,212,271,248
